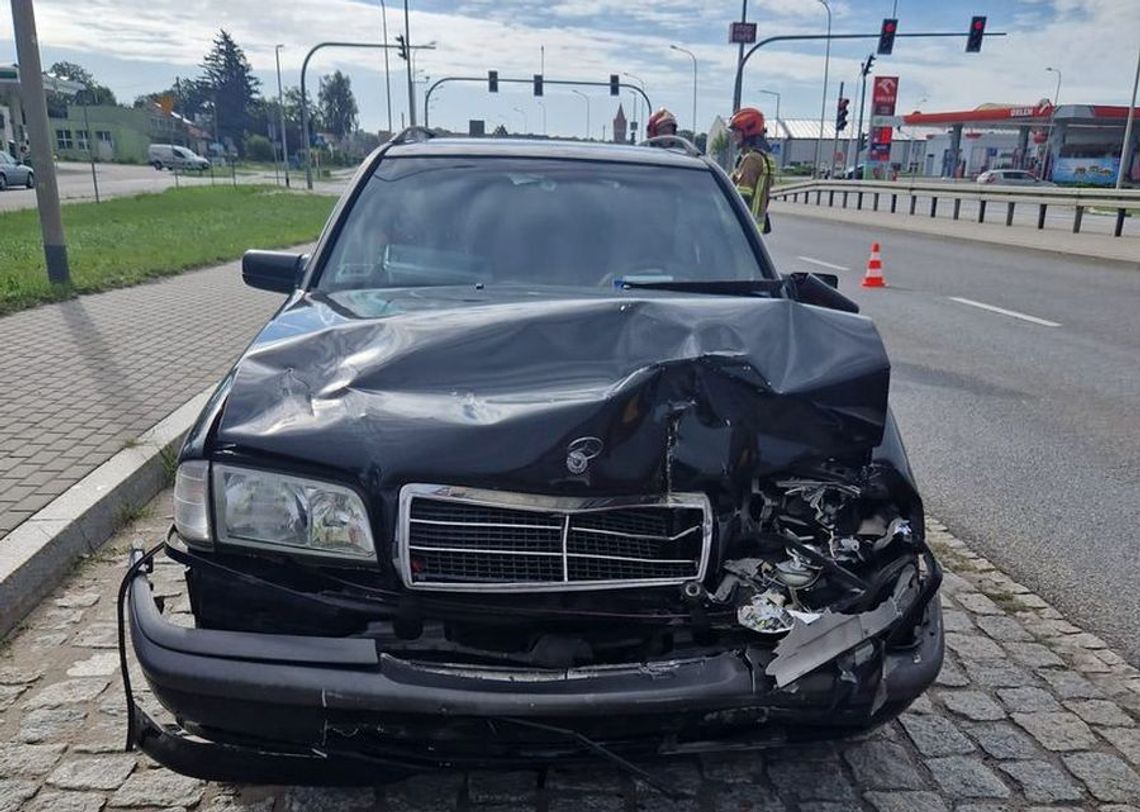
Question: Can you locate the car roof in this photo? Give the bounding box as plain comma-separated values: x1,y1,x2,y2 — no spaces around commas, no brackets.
384,137,712,169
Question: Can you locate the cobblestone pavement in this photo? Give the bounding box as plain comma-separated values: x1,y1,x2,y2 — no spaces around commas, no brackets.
4,493,1140,811
0,262,280,539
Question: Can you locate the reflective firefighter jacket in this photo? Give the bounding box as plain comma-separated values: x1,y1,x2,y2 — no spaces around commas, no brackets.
731,147,777,225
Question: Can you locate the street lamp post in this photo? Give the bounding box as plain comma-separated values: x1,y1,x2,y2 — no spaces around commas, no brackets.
670,45,698,136
813,0,832,178
11,0,69,284
1118,48,1139,189
513,106,528,133
571,89,590,139
623,72,646,137
537,99,546,135
1046,66,1062,107
274,45,290,187
402,0,415,126
1044,67,1063,180
378,0,393,134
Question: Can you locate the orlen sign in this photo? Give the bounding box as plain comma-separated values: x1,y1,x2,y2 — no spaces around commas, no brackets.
870,76,899,162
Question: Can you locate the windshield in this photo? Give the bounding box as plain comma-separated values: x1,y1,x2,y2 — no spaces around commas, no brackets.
317,157,768,292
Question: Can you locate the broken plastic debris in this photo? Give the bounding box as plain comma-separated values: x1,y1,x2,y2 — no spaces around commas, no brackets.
737,591,794,634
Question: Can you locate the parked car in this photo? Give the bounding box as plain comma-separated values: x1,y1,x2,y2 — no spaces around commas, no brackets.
0,151,34,190
147,143,210,172
120,131,943,786
977,169,1055,186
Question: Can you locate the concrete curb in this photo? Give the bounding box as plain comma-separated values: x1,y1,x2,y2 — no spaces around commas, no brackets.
770,201,1140,269
0,387,212,639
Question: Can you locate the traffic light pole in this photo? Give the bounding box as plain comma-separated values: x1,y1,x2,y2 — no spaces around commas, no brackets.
732,30,1006,113
829,80,843,177
11,0,70,285
300,40,433,189
422,77,652,129
854,60,871,173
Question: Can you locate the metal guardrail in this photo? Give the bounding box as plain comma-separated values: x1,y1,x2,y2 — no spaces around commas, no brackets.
771,179,1140,238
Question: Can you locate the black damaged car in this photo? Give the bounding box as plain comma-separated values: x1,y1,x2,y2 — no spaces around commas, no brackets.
119,130,943,786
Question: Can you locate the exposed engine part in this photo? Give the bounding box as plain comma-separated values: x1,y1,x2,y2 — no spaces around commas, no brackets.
721,469,920,660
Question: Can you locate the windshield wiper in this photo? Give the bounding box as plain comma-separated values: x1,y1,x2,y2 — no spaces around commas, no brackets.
618,279,785,297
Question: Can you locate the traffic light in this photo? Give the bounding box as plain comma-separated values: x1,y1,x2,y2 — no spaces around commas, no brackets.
836,97,850,132
488,70,498,93
878,18,898,55
533,74,543,97
395,35,408,61
966,15,987,53
610,74,620,96
862,53,876,77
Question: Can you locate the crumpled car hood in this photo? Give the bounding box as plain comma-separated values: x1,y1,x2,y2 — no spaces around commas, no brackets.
214,286,890,497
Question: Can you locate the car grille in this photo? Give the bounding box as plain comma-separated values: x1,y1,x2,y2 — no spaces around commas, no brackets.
397,485,711,592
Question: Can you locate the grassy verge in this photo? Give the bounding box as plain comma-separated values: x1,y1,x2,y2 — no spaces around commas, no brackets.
0,186,336,316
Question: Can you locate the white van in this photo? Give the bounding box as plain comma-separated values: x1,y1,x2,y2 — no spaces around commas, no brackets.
148,144,210,172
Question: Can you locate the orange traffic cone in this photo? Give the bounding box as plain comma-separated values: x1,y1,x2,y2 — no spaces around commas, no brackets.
862,242,887,288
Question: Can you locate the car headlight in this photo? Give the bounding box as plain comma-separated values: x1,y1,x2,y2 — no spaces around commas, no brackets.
212,464,375,561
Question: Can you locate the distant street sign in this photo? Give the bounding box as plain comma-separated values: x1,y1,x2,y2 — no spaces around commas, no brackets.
0,65,19,85
729,22,757,44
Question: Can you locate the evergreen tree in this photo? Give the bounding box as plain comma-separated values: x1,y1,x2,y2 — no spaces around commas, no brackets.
199,29,261,150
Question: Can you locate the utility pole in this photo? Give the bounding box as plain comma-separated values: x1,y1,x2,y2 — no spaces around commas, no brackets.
813,0,832,178
1118,47,1139,190
379,0,393,134
854,54,873,175
830,80,843,178
11,0,69,284
275,45,290,187
403,0,416,126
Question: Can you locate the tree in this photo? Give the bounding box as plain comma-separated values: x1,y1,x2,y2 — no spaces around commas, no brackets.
199,30,261,150
318,71,358,140
46,61,116,117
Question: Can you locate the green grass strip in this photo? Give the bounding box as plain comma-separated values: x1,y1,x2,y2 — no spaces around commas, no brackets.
0,185,336,316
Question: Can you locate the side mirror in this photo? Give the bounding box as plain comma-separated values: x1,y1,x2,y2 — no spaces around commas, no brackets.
242,250,305,293
784,271,860,313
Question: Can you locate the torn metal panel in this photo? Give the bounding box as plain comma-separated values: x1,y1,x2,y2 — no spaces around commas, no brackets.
765,566,919,688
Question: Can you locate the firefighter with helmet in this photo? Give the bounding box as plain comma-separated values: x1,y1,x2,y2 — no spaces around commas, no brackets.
729,107,776,233
646,108,678,140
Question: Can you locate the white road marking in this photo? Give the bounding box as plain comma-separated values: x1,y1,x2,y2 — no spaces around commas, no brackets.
948,297,1062,328
796,256,850,272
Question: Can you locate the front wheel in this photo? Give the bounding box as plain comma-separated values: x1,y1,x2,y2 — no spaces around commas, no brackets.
25,173,34,189
152,161,163,171
0,174,8,191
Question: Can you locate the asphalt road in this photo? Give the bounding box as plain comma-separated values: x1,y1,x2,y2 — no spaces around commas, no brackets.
765,213,1140,663
0,161,312,211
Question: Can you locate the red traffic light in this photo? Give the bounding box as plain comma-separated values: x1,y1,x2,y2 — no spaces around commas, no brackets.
878,18,898,55
966,15,987,52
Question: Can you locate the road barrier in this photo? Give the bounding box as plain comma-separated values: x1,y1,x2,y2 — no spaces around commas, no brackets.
771,179,1140,238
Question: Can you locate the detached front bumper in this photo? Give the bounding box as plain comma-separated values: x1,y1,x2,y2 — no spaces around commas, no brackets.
122,548,943,786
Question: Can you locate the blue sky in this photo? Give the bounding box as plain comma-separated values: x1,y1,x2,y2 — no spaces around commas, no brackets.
3,0,1138,137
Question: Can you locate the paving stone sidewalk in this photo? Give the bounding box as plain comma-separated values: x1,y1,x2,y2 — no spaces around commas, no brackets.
3,494,1140,812
0,263,281,539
